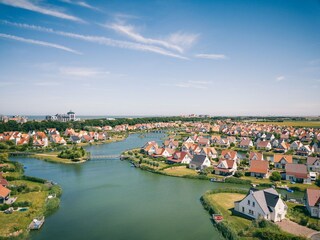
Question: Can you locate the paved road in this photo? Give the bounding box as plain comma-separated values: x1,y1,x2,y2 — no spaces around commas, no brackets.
276,219,319,239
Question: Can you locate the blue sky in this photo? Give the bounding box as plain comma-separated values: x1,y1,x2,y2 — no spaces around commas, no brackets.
0,0,319,116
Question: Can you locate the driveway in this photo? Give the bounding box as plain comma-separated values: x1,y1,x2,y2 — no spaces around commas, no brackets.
276,219,319,239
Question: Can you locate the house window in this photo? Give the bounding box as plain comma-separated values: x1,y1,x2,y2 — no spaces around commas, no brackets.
252,202,255,207
242,207,245,213
248,200,250,205
249,209,254,215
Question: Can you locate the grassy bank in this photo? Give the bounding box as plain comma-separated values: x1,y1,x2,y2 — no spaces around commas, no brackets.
0,158,62,239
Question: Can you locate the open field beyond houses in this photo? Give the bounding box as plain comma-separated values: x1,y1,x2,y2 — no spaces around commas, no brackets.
254,121,320,128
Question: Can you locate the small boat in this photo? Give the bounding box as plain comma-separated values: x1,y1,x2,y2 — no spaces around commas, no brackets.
286,187,294,193
212,214,223,223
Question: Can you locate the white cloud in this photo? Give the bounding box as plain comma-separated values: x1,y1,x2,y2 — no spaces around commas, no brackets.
195,54,227,60
59,67,110,78
0,0,84,23
167,32,199,49
276,75,285,81
2,21,188,59
61,0,100,11
0,33,82,54
104,22,185,53
165,80,211,89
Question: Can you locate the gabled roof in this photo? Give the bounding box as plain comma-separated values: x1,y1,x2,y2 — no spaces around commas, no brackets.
274,154,293,163
251,188,280,214
249,160,269,174
306,189,320,207
190,155,207,167
249,152,264,161
307,157,320,165
285,163,308,179
0,185,10,198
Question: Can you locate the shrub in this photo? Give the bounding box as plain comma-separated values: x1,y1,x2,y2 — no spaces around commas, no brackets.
270,171,281,181
234,171,244,178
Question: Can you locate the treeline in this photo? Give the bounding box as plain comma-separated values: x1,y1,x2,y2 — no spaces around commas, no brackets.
0,116,215,133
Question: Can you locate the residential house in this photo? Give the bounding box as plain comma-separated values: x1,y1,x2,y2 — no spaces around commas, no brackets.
285,163,311,184
167,151,192,164
81,135,94,143
69,136,81,144
198,137,210,147
164,139,179,149
274,154,293,169
199,147,218,159
256,140,272,151
274,142,290,153
249,152,264,164
189,155,211,170
183,136,195,144
307,157,320,172
239,138,253,149
214,159,237,176
305,189,320,218
296,145,314,156
0,185,10,204
249,160,269,178
154,148,174,158
313,142,320,154
143,141,159,155
234,188,287,222
216,138,230,147
290,141,303,151
221,150,238,163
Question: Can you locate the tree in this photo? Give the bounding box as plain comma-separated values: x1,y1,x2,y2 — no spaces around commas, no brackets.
0,153,9,162
269,171,281,181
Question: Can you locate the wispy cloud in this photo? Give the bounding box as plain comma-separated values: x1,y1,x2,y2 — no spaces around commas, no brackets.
164,80,211,89
2,21,187,59
276,75,285,81
0,0,84,23
0,33,82,54
60,0,100,11
195,54,227,60
104,22,199,54
59,67,110,78
167,32,199,49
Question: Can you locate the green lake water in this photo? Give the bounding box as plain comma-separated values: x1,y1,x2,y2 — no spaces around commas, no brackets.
12,133,240,240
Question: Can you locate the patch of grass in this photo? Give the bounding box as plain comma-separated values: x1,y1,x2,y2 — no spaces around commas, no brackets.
162,166,198,177
204,193,250,232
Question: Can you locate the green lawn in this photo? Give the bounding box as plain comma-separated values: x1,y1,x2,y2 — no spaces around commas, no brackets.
163,166,198,177
204,192,251,232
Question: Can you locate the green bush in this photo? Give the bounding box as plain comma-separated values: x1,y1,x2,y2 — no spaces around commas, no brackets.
234,171,244,178
45,197,60,216
270,171,281,181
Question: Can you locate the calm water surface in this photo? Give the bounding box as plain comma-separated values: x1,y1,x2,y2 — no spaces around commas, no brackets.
12,133,230,240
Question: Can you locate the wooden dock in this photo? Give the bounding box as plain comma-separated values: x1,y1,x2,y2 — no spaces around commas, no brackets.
28,217,45,230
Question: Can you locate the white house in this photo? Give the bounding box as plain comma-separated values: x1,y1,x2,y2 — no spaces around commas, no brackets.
214,159,237,176
189,155,211,170
234,188,287,222
307,157,320,173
